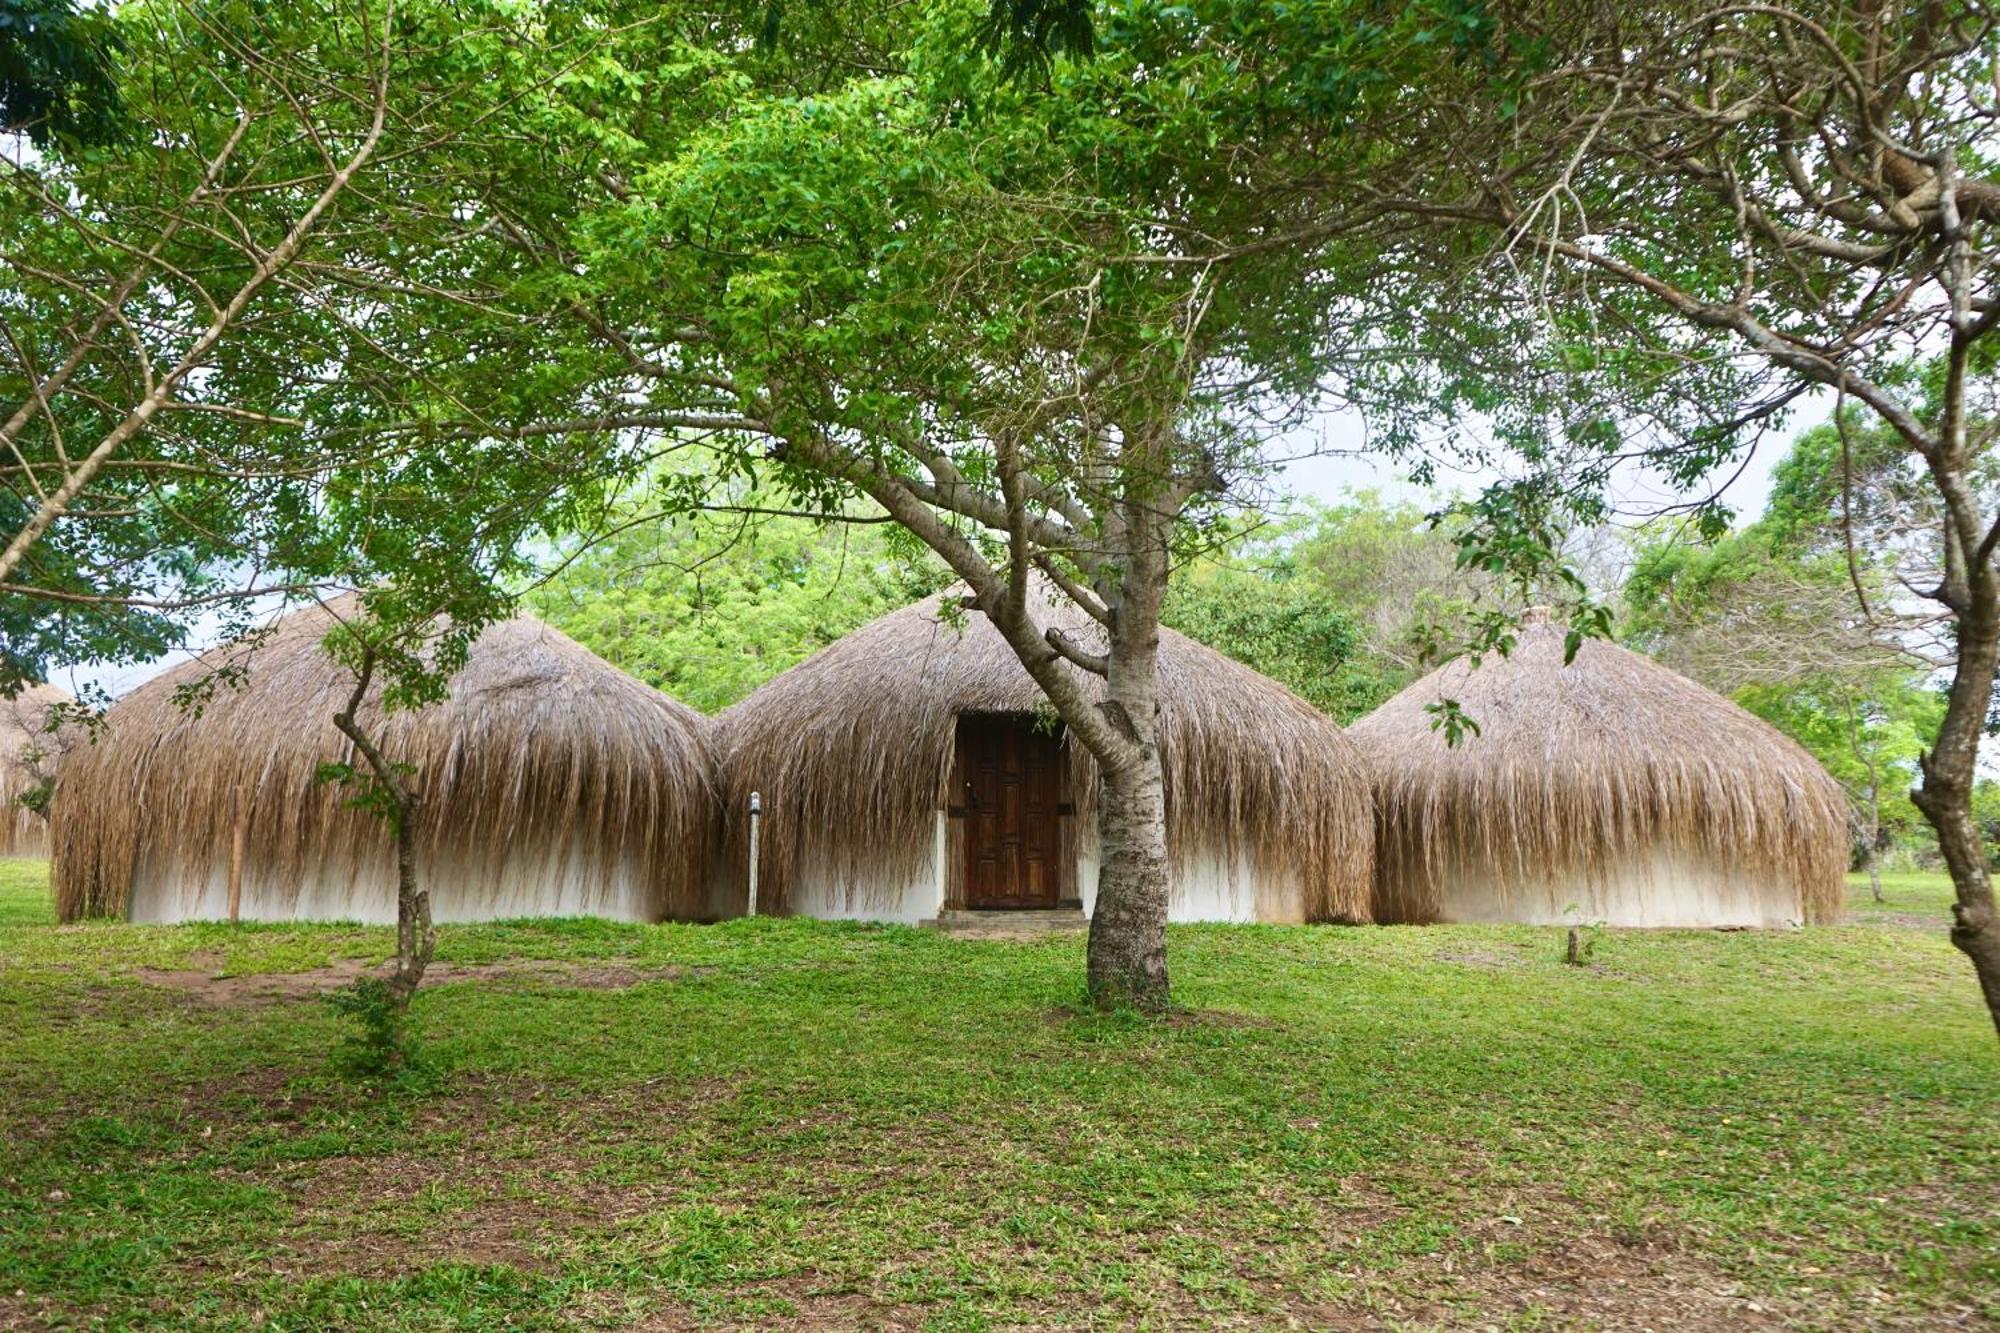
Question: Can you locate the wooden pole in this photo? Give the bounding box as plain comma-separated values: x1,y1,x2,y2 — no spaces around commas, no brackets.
227,799,247,923
747,790,761,917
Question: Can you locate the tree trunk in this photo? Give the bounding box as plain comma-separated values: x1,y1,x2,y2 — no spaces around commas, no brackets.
1864,796,1884,905
1910,599,2000,1038
1084,523,1172,1013
1088,745,1172,1011
1853,702,1886,905
382,806,433,1010
331,645,434,1012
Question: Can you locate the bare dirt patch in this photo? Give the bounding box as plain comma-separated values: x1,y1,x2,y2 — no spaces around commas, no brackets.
1326,1179,1981,1332
126,959,693,1007
730,1280,928,1331
565,1280,929,1332
1165,1007,1275,1030
254,1152,571,1279
1039,1005,1273,1030
132,958,372,1004
0,1289,94,1332
199,1072,752,1283
1850,910,1948,932
1431,948,1526,970
1384,1223,1793,1331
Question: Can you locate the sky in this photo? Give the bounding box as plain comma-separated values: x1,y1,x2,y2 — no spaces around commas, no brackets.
46,393,1828,703
1271,394,1824,524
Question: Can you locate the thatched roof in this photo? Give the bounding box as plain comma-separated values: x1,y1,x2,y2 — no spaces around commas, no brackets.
714,587,1375,919
1,683,73,857
1347,611,1848,923
51,598,716,921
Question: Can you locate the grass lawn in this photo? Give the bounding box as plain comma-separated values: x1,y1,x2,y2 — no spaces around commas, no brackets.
0,860,1992,1331
1844,871,1967,929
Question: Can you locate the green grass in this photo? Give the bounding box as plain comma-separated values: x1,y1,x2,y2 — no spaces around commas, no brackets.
1846,869,1965,927
0,858,54,925
1,862,1993,1330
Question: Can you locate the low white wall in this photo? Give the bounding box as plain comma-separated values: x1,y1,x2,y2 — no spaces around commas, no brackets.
777,817,1306,924
786,873,939,924
1076,839,1307,924
780,814,947,923
126,843,660,925
1431,848,1801,928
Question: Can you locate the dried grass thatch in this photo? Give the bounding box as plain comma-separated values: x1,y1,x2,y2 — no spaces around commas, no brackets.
715,586,1375,920
1348,611,1847,925
51,599,717,923
1,683,74,857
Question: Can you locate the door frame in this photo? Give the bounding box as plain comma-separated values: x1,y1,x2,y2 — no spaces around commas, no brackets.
943,711,1077,910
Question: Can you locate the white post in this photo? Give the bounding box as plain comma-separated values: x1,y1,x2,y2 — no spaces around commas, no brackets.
746,790,761,917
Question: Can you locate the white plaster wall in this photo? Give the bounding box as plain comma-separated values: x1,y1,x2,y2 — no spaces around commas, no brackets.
1431,848,1800,929
773,817,1306,925
127,842,660,925
785,871,941,924
782,813,948,923
1074,836,1306,924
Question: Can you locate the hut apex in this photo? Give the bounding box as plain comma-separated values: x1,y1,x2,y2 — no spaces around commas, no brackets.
713,585,1376,925
51,598,720,925
1349,619,1848,929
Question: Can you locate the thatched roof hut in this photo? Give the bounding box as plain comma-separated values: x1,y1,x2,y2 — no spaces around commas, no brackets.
1348,609,1847,928
52,599,718,924
1,684,74,858
714,587,1375,924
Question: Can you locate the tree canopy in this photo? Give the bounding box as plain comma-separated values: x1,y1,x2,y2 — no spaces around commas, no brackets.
532,499,946,715
0,0,122,145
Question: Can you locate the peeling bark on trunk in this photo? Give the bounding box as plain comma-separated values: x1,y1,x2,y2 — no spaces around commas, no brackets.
1089,743,1172,1012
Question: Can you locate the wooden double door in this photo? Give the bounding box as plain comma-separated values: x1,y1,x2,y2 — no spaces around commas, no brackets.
955,714,1069,910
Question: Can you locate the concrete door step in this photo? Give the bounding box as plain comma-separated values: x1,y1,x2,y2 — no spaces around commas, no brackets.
922,908,1090,937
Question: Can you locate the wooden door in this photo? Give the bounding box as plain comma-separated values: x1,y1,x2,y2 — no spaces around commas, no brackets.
958,715,1064,909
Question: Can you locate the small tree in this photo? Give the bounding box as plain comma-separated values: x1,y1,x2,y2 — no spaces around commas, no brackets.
1290,495,1513,681
1743,677,1940,899
323,639,431,1012
313,596,489,1063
